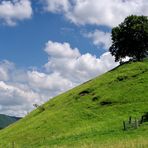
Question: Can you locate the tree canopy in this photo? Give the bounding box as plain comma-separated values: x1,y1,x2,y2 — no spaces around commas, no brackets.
109,15,148,62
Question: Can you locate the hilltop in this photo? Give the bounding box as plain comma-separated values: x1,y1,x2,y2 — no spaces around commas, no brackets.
0,59,148,147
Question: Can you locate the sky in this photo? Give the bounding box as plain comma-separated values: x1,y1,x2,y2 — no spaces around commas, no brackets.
0,0,148,117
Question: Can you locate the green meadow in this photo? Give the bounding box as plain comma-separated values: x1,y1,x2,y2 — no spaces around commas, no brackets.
0,59,148,148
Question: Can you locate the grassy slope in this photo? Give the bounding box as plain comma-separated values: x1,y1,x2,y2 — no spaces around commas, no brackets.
0,60,148,147
0,114,20,129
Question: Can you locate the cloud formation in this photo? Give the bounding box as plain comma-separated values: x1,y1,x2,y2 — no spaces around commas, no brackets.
0,60,14,81
43,0,70,13
44,0,148,27
44,41,118,83
0,0,32,26
85,30,111,49
1,0,148,27
0,41,118,117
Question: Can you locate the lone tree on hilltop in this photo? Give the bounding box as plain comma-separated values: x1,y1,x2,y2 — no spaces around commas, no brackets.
109,15,148,62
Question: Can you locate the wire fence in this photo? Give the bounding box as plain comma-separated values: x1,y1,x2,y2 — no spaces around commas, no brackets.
123,112,148,130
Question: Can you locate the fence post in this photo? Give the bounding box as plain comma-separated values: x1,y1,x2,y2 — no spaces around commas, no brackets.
129,116,132,124
123,121,126,130
12,141,15,148
135,118,138,129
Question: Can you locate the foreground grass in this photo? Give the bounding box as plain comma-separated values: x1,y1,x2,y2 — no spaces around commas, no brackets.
0,59,148,147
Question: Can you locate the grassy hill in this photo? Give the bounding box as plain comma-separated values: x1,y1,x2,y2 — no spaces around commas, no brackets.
0,114,21,129
0,59,148,147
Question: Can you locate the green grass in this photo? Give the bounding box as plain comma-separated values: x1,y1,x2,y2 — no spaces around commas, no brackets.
0,59,148,147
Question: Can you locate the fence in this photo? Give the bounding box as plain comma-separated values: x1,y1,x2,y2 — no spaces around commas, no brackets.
123,113,148,131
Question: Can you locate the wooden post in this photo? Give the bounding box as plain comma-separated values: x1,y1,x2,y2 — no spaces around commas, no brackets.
12,141,15,148
129,116,132,124
123,121,126,130
141,116,144,124
135,118,138,129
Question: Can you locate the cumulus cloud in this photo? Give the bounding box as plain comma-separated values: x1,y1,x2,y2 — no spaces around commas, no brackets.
0,0,32,26
27,71,74,91
44,41,80,59
0,62,42,116
0,80,50,117
0,60,14,81
0,41,118,117
0,81,39,106
44,41,118,83
44,0,148,27
85,30,111,49
43,0,70,13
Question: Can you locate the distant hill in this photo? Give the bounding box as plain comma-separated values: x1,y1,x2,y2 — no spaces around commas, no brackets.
0,59,147,147
0,114,21,129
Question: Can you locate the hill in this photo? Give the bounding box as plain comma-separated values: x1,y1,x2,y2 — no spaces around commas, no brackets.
0,59,148,147
0,114,21,129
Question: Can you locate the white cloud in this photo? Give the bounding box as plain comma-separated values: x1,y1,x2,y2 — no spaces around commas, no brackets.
0,60,45,117
43,0,70,13
85,30,111,49
44,41,80,59
0,0,33,26
0,60,14,81
44,0,148,27
0,41,118,117
44,41,118,83
0,81,39,105
27,71,74,91
0,81,41,116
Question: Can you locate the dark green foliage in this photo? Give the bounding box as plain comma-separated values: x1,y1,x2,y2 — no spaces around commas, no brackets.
100,101,112,106
141,112,148,122
38,106,45,112
92,97,98,101
33,104,45,112
109,15,148,62
79,90,90,96
117,75,128,81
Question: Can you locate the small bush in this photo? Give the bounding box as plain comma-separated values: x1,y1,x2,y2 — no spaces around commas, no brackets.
141,112,148,122
92,97,98,101
79,90,90,96
33,104,45,112
100,101,112,106
117,75,128,81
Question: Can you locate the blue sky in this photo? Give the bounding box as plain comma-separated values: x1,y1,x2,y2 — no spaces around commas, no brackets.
0,0,147,116
0,11,110,68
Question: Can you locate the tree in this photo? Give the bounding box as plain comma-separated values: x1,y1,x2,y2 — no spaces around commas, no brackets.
109,15,148,62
